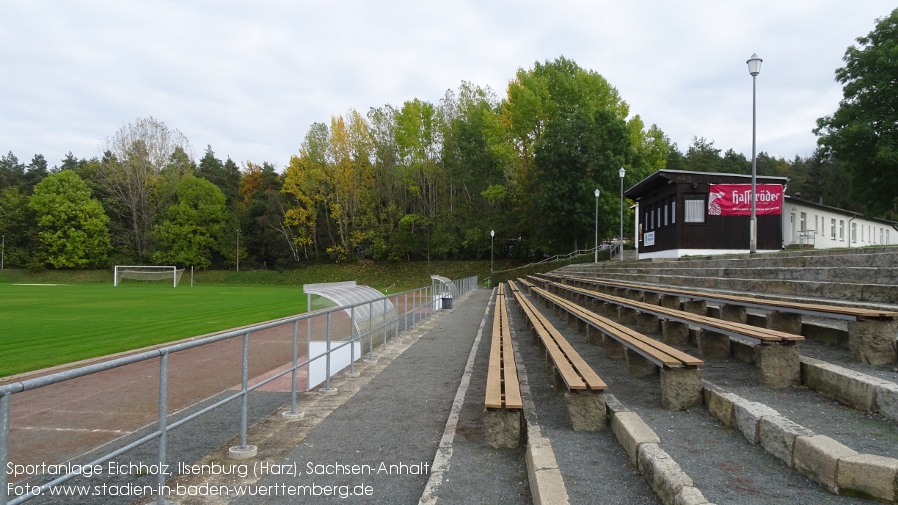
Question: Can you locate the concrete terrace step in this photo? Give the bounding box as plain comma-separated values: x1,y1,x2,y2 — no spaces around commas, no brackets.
580,272,898,305
563,266,898,285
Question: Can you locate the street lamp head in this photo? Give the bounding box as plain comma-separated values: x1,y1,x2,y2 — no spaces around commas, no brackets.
594,189,600,198
747,53,763,76
490,229,495,237
618,167,626,179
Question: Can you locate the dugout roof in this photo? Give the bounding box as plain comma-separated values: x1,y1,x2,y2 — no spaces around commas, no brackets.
304,281,397,338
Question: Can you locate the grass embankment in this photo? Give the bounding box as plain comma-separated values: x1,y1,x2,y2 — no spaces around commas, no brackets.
0,260,504,378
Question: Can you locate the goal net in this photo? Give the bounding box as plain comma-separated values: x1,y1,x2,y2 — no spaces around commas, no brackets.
114,266,185,287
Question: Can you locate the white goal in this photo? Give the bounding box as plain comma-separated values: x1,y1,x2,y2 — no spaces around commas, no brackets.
114,265,185,287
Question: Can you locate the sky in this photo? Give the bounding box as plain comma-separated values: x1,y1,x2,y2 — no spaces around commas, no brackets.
1,1,894,171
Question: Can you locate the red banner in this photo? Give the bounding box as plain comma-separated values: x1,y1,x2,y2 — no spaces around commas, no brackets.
708,184,783,216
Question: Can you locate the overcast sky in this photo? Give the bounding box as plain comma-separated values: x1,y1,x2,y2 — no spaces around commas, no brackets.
1,1,893,171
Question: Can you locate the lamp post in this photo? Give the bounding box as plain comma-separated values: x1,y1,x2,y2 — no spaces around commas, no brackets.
1,235,4,270
747,53,763,253
619,167,626,261
236,228,240,272
594,189,600,263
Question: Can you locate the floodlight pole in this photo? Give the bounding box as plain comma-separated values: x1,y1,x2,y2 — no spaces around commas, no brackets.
236,228,240,272
1,235,4,270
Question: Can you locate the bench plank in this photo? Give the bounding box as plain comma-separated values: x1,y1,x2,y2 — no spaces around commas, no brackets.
509,281,606,392
531,284,703,368
485,284,522,410
550,274,898,321
532,276,803,345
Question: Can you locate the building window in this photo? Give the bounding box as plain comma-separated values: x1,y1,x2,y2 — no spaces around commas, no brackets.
839,220,844,241
684,195,705,223
831,219,836,240
671,201,676,224
800,213,807,232
664,202,668,226
852,222,857,243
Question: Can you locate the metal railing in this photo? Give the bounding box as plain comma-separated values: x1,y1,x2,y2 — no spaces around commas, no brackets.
0,276,477,504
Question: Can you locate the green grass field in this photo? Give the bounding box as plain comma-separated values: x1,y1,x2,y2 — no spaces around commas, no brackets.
0,260,508,379
0,282,309,378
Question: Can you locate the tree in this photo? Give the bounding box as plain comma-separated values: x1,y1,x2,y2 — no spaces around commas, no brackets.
531,109,632,252
0,151,24,190
0,186,36,268
814,8,898,217
28,171,111,268
152,174,227,268
23,154,49,192
100,117,192,261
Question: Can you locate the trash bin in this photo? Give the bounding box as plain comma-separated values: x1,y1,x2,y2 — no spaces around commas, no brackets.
442,297,453,310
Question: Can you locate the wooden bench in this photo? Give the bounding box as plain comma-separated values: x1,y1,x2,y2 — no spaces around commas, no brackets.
543,273,898,366
529,275,804,388
525,281,704,410
484,283,523,448
507,280,607,430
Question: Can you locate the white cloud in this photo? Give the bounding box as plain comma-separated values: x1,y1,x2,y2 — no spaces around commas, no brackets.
0,1,893,168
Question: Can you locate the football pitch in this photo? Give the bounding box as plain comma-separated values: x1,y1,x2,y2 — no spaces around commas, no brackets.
0,282,311,378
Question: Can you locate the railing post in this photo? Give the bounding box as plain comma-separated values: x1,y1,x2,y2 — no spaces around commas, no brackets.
382,297,388,349
322,312,336,394
348,305,358,374
1,394,9,505
283,319,303,419
156,352,169,505
367,300,374,361
394,294,400,342
228,332,257,459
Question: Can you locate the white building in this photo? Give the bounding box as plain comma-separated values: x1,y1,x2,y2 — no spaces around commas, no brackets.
782,196,898,249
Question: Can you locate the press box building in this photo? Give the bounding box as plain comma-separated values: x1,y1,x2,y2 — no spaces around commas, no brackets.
626,170,898,259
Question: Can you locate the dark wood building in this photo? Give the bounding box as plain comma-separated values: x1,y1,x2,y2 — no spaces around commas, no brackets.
626,170,788,259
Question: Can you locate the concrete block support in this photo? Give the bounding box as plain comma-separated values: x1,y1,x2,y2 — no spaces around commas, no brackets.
731,340,756,363
484,409,522,449
660,295,681,310
767,311,803,335
642,292,662,306
637,312,662,335
682,300,707,316
837,454,898,503
604,335,626,359
696,330,731,359
847,318,898,366
564,391,607,431
618,306,639,324
662,320,690,345
626,348,658,378
660,368,703,411
755,344,800,388
792,435,858,494
719,304,748,324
